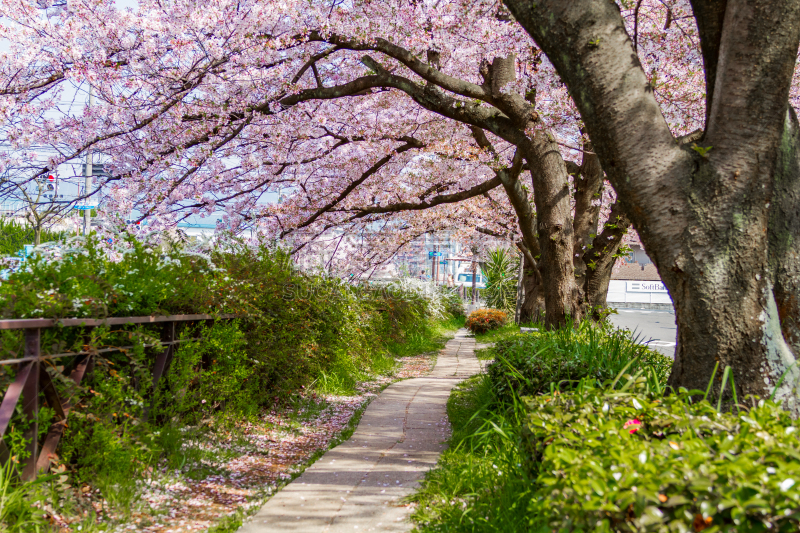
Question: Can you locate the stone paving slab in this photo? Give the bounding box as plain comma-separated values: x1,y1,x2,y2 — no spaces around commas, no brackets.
238,329,479,533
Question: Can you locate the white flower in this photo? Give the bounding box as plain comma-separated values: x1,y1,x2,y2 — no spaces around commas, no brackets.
780,479,795,492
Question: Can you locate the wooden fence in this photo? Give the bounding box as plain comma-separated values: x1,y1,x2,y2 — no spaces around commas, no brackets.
0,314,234,480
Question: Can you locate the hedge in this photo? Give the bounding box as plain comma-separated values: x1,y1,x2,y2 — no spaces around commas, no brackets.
523,379,800,532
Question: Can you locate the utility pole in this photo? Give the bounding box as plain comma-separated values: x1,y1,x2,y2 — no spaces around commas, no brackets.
435,244,439,284
470,260,477,305
430,248,436,282
83,88,93,236
514,251,524,324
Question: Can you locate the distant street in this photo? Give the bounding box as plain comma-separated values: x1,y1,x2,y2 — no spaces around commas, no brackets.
608,309,677,358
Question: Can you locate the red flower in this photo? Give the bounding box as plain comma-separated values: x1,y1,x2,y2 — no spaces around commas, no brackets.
623,419,642,434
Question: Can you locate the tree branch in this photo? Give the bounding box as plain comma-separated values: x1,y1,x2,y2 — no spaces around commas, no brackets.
281,136,424,237
345,176,502,219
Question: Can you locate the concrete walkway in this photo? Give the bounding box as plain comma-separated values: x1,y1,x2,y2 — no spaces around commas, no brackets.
239,329,480,533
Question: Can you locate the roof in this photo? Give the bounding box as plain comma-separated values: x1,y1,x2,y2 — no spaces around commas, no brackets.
611,262,662,281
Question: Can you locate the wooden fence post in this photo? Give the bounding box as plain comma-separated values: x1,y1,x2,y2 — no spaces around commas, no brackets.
36,353,92,474
144,321,176,422
20,328,40,481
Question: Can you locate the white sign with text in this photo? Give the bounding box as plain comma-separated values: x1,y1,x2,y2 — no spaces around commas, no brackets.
627,281,668,292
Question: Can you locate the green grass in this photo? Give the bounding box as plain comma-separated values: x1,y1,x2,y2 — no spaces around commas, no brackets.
0,459,54,532
470,321,520,344
386,316,465,358
488,320,671,402
471,321,521,361
314,316,464,396
410,320,672,533
409,375,533,532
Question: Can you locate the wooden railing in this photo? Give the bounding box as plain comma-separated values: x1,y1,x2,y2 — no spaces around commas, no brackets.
0,314,235,480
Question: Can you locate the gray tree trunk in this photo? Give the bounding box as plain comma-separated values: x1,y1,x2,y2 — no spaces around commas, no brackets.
505,0,800,409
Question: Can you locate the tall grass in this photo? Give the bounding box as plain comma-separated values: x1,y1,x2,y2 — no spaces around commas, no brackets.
410,375,533,532
0,460,51,532
487,319,671,402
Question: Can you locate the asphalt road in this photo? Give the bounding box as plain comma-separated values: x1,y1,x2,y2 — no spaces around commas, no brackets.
608,309,677,358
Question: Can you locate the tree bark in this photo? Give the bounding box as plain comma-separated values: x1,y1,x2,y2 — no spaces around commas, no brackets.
505,0,800,408
570,148,603,287
519,250,545,323
582,202,631,318
469,121,578,329
520,133,580,328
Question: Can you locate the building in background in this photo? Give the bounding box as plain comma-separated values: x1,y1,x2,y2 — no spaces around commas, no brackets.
607,244,673,310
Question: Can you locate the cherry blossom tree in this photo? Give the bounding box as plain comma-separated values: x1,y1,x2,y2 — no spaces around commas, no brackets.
0,0,700,328
505,0,800,409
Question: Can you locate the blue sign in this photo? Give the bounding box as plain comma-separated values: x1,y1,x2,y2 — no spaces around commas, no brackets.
428,251,443,257
74,205,94,211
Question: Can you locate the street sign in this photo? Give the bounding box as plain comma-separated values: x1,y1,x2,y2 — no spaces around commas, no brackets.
428,251,443,257
74,205,95,211
439,261,447,265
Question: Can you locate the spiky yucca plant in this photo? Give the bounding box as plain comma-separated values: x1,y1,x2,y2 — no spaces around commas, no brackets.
481,248,519,313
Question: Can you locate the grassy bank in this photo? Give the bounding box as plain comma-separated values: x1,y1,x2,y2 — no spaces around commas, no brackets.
411,321,800,532
0,234,465,531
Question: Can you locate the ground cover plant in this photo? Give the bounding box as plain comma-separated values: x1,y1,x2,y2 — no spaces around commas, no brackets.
0,234,462,531
523,377,800,532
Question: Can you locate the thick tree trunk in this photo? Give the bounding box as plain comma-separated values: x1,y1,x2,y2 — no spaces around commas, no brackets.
505,0,800,409
664,246,778,404
473,54,580,329
520,136,580,328
519,251,545,324
479,139,569,329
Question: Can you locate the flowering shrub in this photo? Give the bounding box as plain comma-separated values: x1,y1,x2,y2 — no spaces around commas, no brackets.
523,381,800,532
465,308,507,333
0,233,234,320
